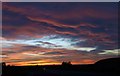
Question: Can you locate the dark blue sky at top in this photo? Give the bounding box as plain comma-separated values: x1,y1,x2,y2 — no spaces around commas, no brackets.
2,2,118,49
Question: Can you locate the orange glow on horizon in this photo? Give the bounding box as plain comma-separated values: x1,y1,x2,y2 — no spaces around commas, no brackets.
5,59,96,66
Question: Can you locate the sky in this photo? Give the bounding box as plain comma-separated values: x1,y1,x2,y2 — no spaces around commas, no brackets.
1,0,120,2
1,2,119,66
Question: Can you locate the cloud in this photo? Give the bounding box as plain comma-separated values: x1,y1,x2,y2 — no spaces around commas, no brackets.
98,49,119,55
0,55,8,58
74,47,97,52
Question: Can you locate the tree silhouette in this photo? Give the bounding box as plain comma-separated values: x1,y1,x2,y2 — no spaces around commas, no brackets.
2,62,6,67
62,61,72,66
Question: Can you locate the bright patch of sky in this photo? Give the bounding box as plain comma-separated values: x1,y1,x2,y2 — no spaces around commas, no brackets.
1,35,97,52
23,52,64,57
69,47,97,52
98,49,119,55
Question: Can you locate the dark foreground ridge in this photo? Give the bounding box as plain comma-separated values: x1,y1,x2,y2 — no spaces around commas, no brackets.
1,57,120,76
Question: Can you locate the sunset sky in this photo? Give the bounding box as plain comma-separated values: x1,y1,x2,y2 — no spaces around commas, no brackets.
1,0,120,2
1,2,119,66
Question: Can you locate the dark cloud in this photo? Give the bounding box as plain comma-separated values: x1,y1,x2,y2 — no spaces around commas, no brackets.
2,51,16,55
6,57,44,63
43,51,65,55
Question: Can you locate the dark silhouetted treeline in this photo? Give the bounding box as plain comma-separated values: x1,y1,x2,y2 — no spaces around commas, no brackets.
1,57,120,76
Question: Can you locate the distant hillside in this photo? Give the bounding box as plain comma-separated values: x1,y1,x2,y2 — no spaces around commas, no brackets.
95,57,120,66
94,57,119,73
